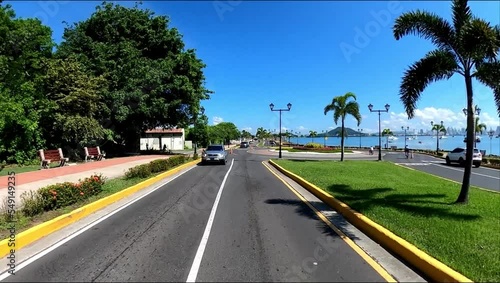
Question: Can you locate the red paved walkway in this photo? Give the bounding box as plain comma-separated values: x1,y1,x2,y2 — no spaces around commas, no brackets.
0,155,168,188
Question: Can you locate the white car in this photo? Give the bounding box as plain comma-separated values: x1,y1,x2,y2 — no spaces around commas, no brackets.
446,147,482,168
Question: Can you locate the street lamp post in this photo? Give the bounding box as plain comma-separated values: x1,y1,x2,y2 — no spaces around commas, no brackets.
368,103,390,161
270,103,292,158
430,120,443,154
402,126,409,148
323,130,326,147
193,106,205,156
463,106,481,148
358,128,363,149
295,131,300,145
488,129,494,156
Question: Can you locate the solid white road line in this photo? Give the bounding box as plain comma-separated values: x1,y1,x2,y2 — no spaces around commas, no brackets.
186,158,235,283
0,165,198,281
432,163,500,180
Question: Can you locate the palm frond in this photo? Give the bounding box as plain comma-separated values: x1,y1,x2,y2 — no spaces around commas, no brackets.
344,92,357,101
393,10,455,50
451,0,472,36
461,18,499,64
474,61,500,116
323,104,336,116
400,49,458,118
333,111,341,125
345,102,362,126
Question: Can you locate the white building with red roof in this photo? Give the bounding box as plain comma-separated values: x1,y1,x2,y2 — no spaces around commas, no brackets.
140,127,186,151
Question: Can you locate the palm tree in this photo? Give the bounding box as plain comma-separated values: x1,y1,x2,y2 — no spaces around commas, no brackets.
393,0,500,204
469,114,487,147
309,130,317,143
475,117,487,135
324,92,362,161
431,123,447,152
381,129,393,149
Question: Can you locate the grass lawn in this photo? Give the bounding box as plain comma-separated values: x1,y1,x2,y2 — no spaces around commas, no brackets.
274,159,500,282
0,164,185,240
0,165,41,176
0,162,86,176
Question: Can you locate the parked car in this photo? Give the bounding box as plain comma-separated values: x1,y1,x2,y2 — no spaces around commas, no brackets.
201,144,228,165
240,141,249,148
446,147,482,168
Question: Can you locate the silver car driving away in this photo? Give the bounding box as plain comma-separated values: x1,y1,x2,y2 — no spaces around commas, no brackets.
201,144,228,165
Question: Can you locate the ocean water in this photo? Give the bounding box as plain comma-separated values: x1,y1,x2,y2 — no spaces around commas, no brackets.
283,135,500,156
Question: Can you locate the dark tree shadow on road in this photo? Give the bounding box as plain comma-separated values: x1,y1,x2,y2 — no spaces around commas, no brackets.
327,184,480,221
264,198,361,240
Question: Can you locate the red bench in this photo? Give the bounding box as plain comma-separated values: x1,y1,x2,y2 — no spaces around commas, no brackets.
84,146,104,162
39,148,69,169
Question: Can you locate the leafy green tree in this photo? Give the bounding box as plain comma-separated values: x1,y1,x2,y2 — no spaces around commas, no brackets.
212,122,240,145
393,0,500,203
56,2,212,152
191,114,209,148
0,5,54,164
40,57,110,160
240,130,252,140
207,125,222,144
324,92,362,161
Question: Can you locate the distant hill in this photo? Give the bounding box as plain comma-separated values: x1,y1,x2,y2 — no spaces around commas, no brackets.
316,127,366,137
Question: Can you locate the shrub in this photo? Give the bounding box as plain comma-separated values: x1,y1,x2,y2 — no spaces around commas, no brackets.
20,191,44,217
483,157,500,167
149,159,170,173
39,182,80,210
125,155,189,179
168,155,186,167
125,163,152,179
36,174,105,212
305,142,322,149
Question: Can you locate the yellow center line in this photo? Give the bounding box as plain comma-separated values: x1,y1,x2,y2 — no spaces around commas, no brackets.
261,160,397,283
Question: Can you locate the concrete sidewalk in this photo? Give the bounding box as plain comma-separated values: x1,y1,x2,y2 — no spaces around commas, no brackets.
0,155,174,205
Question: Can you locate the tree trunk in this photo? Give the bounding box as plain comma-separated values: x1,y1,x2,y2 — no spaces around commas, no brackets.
456,74,474,204
340,118,345,161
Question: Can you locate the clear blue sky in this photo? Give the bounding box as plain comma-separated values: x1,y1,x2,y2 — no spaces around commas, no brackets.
7,0,500,135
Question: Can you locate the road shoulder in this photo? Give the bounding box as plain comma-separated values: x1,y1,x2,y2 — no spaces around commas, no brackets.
262,160,427,282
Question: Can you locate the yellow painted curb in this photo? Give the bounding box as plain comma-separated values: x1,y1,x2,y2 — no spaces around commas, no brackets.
268,159,473,283
0,158,201,258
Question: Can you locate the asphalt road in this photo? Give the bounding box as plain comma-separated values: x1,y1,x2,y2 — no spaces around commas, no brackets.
383,151,500,192
249,144,499,192
3,149,390,282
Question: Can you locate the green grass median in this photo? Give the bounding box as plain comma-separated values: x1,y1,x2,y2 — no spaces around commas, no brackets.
273,159,500,282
